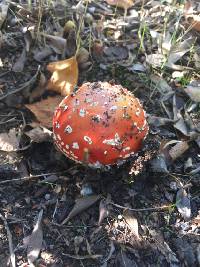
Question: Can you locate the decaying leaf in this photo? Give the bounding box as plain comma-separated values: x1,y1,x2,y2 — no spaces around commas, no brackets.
123,210,140,239
61,195,101,225
23,210,43,264
47,56,78,96
184,85,200,102
169,141,189,161
173,96,189,136
116,251,138,267
184,1,200,31
26,95,63,128
41,33,66,54
176,188,191,220
146,53,165,68
98,199,110,225
106,0,134,10
150,154,169,173
147,115,174,127
25,126,52,143
33,46,53,62
150,74,173,94
29,72,47,102
12,48,26,72
0,128,20,152
146,38,195,70
166,38,194,68
191,15,200,32
0,2,9,29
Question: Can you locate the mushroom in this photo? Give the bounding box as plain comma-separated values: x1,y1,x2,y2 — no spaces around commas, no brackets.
53,82,148,168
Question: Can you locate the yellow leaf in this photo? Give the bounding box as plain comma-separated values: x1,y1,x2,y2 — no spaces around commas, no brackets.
106,0,133,10
26,95,63,128
47,56,78,96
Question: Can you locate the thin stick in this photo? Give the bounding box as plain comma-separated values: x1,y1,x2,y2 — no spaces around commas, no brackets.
0,171,67,185
109,202,173,212
0,214,16,267
62,253,102,260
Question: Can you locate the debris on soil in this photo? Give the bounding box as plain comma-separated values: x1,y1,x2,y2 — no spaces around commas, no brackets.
0,1,199,266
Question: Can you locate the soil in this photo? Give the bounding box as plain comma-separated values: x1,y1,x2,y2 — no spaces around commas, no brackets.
0,1,199,267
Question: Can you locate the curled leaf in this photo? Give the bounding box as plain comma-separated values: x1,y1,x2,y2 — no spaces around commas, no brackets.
176,188,191,221
24,210,43,264
26,95,63,128
61,195,101,225
169,141,189,161
47,56,78,96
184,85,200,102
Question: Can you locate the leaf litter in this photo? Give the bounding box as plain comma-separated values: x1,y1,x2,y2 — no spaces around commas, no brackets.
0,0,199,266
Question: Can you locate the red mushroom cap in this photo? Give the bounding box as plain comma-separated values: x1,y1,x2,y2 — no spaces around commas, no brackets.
53,82,148,167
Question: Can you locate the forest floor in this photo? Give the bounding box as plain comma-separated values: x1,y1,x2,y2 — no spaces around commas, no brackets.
0,0,199,266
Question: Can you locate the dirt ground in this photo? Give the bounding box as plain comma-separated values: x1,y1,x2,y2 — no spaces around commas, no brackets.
0,1,199,267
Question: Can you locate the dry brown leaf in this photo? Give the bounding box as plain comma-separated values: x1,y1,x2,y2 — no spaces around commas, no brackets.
29,72,47,102
0,128,20,152
190,15,200,31
169,141,189,161
12,48,26,72
123,210,140,239
47,56,78,96
176,188,191,220
25,127,52,143
26,95,63,128
61,195,101,225
23,210,43,264
106,0,133,10
184,1,200,31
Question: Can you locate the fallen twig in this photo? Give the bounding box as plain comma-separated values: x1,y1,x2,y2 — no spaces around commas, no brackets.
62,253,102,260
0,67,40,101
0,171,67,184
109,202,172,212
0,214,16,267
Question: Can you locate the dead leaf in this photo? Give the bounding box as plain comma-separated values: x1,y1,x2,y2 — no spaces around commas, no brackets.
29,72,47,102
123,210,140,239
33,46,53,62
147,115,174,127
24,29,32,52
0,129,20,152
169,141,189,161
150,74,173,94
41,33,66,54
150,154,169,173
184,0,200,32
166,38,194,68
184,85,200,102
23,210,43,264
25,127,52,143
116,251,138,267
26,95,63,128
146,53,165,68
173,96,189,136
12,48,26,72
47,56,78,96
106,0,134,10
0,2,9,29
61,195,101,224
176,188,191,220
98,199,110,225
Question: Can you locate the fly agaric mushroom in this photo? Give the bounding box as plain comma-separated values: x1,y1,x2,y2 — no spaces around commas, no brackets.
53,82,148,168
